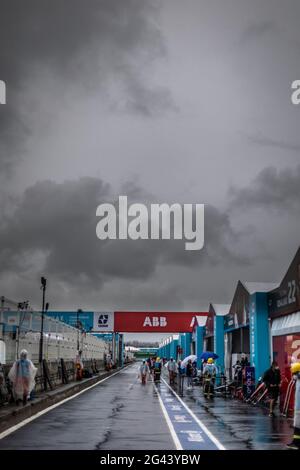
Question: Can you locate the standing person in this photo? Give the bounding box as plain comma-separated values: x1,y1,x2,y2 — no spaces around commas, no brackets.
177,360,184,376
203,358,218,398
75,350,84,380
149,357,154,375
191,361,198,385
105,353,112,371
177,360,184,395
200,359,207,386
233,360,243,386
0,363,9,405
8,349,37,406
241,355,249,369
154,357,162,382
263,361,281,417
167,358,176,385
186,359,193,389
287,362,300,450
139,360,149,385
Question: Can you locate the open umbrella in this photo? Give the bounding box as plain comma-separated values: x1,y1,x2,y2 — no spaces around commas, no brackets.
181,354,197,367
200,351,218,361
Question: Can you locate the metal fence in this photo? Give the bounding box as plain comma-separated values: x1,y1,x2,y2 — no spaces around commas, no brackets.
0,297,109,364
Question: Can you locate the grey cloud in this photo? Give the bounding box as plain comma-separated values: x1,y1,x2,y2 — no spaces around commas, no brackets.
0,0,173,173
239,21,276,46
121,73,177,117
162,205,249,268
229,165,300,212
247,132,300,153
1,1,300,318
0,178,164,285
0,177,246,294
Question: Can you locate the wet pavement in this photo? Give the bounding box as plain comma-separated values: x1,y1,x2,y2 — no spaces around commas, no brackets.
0,363,294,450
163,374,293,450
0,364,174,450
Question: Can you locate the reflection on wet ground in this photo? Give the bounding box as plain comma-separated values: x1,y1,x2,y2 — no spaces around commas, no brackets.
167,375,293,450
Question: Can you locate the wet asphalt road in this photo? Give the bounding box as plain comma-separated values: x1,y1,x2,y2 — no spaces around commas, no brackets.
0,363,294,450
164,374,293,451
0,364,175,450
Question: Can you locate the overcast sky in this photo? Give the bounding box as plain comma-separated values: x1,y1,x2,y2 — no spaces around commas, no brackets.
0,1,300,341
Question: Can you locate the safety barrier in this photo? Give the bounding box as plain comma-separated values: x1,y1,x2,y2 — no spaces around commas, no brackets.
0,357,106,405
0,301,109,364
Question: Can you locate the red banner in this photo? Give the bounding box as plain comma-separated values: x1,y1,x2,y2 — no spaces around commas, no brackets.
114,311,208,333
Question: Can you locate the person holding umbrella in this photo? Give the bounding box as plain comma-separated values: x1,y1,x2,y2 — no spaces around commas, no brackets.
180,355,198,390
200,351,219,362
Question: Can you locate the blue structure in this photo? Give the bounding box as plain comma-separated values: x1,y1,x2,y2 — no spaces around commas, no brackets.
249,292,270,381
176,333,191,359
195,326,205,368
170,338,178,359
223,282,277,383
46,311,94,331
177,334,184,359
158,335,181,361
207,304,230,372
183,333,191,358
166,340,171,360
92,333,113,341
214,316,225,371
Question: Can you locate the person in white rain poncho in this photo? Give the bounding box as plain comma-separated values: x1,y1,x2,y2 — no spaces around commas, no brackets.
167,358,177,385
139,360,150,385
8,349,37,405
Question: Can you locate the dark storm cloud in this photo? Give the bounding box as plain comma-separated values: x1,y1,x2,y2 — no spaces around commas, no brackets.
230,165,300,212
0,177,245,290
0,177,162,283
162,205,249,267
0,0,173,173
0,177,165,284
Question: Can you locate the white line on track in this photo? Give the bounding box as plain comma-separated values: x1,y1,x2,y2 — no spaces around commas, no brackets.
153,381,183,450
0,366,129,440
161,377,225,450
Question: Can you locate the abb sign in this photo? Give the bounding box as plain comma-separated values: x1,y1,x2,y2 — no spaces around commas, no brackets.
143,316,167,327
114,312,208,332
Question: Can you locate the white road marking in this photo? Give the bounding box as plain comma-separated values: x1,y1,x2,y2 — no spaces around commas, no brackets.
174,414,192,423
161,377,225,450
153,382,182,450
180,430,204,442
0,366,130,440
170,405,182,411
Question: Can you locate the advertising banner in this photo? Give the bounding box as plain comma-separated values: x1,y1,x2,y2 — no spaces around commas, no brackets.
91,333,113,342
47,311,94,330
114,312,207,333
243,366,255,399
93,312,114,332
